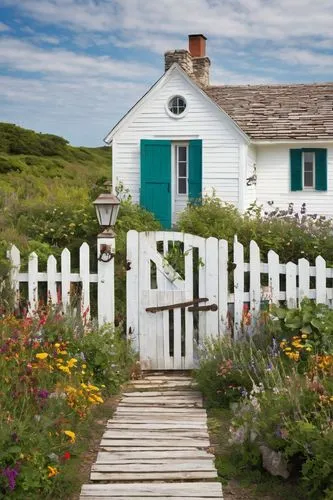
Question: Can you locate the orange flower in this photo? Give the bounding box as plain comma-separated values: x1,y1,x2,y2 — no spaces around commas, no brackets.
48,466,59,478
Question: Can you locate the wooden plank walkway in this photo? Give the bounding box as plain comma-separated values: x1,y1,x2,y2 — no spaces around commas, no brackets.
80,373,223,499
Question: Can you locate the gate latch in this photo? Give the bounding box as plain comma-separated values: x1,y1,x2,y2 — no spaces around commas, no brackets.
188,303,218,312
146,297,208,313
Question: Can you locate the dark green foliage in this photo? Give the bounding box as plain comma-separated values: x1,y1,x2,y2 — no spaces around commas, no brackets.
0,122,69,157
177,196,333,265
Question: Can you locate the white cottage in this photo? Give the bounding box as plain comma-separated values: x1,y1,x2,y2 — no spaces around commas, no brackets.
104,34,333,227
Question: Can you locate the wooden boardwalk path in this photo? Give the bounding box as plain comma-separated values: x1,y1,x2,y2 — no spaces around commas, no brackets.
80,373,223,499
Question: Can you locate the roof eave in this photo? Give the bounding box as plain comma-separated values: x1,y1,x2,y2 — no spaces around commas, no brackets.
252,138,333,145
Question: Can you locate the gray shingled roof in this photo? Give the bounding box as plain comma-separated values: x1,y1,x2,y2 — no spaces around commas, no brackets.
205,83,333,140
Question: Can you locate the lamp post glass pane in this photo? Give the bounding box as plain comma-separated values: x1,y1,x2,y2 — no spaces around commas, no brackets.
93,193,120,228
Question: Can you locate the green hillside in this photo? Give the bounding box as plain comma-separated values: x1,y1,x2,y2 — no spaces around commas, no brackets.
0,123,111,268
0,123,160,315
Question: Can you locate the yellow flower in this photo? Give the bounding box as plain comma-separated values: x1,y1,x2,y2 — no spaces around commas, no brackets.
82,364,87,369
58,365,70,374
306,347,312,352
59,350,67,355
67,358,78,368
54,343,60,348
64,430,76,443
284,347,292,352
301,334,308,339
92,395,104,404
48,466,59,478
87,384,99,392
36,353,49,360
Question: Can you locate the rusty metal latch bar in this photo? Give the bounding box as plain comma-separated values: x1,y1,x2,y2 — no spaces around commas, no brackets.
146,297,208,313
188,303,218,312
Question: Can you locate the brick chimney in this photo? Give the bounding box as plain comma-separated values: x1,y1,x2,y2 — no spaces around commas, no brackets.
189,34,210,87
164,34,210,87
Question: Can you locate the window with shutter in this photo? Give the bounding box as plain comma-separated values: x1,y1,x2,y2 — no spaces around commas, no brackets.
290,148,327,192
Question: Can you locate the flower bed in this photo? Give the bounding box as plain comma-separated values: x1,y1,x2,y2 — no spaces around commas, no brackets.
0,310,135,498
196,300,333,499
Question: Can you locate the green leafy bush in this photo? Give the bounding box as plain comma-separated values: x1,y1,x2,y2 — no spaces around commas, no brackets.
177,196,333,264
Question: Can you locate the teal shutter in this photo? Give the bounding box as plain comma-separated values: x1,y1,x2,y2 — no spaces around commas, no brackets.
140,139,172,228
189,139,202,203
315,149,327,191
290,149,302,191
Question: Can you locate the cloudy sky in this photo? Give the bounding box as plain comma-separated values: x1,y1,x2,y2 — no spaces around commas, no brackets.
1,0,333,146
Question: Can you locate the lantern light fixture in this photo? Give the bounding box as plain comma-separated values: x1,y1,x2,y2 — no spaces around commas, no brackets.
93,187,120,262
93,192,120,231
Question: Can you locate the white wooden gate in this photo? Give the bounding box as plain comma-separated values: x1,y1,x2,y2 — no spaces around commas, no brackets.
126,231,221,370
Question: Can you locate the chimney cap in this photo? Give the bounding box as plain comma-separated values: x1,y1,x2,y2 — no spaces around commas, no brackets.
189,34,207,40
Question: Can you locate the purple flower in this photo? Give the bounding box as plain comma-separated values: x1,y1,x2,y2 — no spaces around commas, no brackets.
2,466,19,491
37,389,49,399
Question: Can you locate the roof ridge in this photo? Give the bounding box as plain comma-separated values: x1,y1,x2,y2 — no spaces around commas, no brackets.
207,82,333,89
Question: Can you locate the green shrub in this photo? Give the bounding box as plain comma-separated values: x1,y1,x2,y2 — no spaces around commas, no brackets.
177,196,333,265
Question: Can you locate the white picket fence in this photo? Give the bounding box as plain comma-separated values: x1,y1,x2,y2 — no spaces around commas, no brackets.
7,242,115,325
7,232,333,348
127,231,333,350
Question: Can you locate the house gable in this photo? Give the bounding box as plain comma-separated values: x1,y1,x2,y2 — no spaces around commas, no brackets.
104,64,250,145
109,63,249,220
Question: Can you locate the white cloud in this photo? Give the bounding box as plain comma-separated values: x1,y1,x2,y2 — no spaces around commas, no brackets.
265,47,333,71
0,73,148,145
5,0,333,41
212,67,276,85
0,37,158,80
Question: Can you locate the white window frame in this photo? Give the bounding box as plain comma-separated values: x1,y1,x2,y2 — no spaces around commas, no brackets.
175,143,188,196
165,95,188,120
303,151,316,190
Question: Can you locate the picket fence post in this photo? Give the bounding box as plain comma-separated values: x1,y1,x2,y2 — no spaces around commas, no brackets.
97,233,115,326
233,236,244,339
9,245,20,310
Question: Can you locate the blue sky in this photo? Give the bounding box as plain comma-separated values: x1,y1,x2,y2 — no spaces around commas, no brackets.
0,0,333,146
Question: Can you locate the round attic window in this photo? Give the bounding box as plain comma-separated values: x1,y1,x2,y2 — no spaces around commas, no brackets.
167,95,187,116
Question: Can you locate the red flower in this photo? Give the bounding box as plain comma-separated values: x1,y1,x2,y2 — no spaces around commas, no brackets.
62,452,71,461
